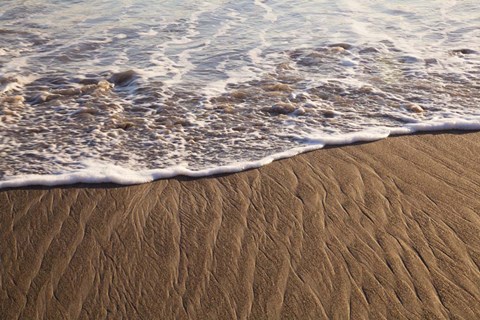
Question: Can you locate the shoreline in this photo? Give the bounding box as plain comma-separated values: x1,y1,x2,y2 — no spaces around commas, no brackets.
1,131,480,319
1,126,480,190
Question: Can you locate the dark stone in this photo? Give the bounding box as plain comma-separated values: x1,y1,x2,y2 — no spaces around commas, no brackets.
109,70,140,87
359,47,380,54
424,58,438,65
451,49,477,55
329,43,353,50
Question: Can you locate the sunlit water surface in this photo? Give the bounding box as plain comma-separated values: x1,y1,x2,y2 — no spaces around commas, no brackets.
0,0,479,186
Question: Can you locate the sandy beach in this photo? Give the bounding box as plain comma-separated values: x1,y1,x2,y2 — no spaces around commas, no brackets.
1,131,479,319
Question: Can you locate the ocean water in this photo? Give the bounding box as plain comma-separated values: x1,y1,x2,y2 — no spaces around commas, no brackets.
0,0,479,188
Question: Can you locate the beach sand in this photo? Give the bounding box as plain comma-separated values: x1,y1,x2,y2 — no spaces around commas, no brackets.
1,131,479,319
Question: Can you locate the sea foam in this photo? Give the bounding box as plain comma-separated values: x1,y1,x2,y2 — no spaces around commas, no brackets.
1,117,479,189
0,0,479,188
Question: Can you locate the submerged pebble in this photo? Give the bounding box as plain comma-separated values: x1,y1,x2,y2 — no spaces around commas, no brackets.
289,92,310,102
116,121,135,130
109,70,140,87
269,103,296,115
293,107,306,115
1,95,24,104
329,43,353,50
359,47,380,54
262,83,292,92
230,90,249,101
451,49,477,55
424,58,438,65
406,103,424,113
322,110,336,118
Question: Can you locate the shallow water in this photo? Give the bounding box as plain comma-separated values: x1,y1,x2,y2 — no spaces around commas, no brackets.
0,0,479,187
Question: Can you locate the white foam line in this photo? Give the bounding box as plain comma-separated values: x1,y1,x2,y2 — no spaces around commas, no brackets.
170,6,242,87
1,117,479,189
211,11,241,40
147,3,217,86
202,14,275,98
254,0,277,23
138,28,158,37
201,12,266,98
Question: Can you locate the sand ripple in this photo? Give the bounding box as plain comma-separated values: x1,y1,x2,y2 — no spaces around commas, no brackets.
1,132,479,319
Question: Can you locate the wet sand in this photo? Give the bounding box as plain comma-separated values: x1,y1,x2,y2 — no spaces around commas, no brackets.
1,131,480,319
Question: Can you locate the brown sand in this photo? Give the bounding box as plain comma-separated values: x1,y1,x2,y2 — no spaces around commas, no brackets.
1,132,480,319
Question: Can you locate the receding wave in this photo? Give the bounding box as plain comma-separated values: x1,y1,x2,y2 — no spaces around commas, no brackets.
0,0,479,187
